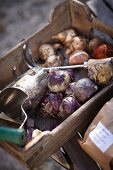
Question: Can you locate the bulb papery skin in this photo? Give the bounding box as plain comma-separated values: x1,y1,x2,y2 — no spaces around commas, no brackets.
74,78,98,102
48,70,70,92
41,93,63,118
59,96,81,118
66,82,76,96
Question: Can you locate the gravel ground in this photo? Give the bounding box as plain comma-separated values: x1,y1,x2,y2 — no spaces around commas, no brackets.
0,0,64,56
0,1,66,170
0,147,65,170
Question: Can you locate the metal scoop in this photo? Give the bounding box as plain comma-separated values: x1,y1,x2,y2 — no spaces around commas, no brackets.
0,66,48,145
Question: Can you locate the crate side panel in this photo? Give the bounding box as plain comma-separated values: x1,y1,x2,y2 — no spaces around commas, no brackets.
69,0,92,33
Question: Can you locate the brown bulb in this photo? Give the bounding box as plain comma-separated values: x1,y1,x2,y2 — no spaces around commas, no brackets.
52,29,77,44
92,44,113,59
69,50,89,65
72,36,87,51
39,44,55,61
89,37,103,53
46,55,63,67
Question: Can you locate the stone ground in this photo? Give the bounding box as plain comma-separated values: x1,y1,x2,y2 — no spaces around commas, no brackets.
0,0,64,56
0,1,66,170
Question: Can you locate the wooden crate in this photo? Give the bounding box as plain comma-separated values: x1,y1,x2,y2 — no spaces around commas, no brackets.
0,0,113,169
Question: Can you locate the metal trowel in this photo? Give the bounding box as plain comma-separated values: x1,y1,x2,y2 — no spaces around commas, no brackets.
0,126,25,146
0,48,70,169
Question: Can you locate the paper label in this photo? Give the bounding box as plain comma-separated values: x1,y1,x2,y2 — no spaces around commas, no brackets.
89,122,113,153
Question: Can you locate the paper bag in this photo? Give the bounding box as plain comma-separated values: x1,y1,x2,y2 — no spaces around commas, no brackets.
80,98,113,170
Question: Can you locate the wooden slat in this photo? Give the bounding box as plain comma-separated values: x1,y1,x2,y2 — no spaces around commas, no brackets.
69,0,92,33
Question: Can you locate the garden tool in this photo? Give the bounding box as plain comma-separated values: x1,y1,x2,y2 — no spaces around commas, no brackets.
0,49,70,169
0,126,25,146
23,43,113,85
0,46,47,147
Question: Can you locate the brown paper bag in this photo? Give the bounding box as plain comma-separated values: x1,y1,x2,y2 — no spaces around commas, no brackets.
80,98,113,170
